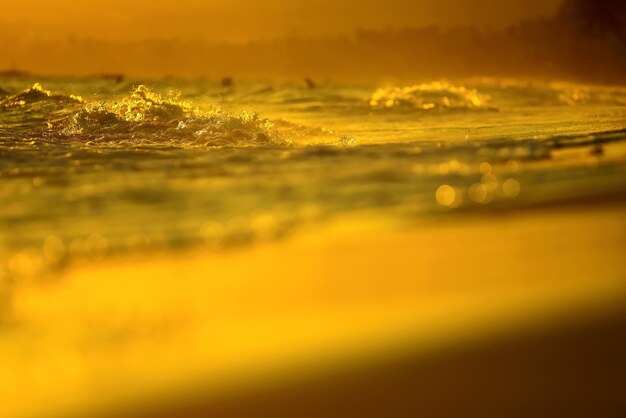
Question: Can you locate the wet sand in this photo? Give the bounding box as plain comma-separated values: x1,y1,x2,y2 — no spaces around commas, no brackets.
1,203,625,417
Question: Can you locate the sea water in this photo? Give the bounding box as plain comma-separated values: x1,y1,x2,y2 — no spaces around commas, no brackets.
0,76,625,281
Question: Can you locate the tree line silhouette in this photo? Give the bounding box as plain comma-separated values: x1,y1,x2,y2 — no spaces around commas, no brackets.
1,0,624,83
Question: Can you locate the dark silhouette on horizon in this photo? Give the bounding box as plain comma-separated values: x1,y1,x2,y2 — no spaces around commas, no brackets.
558,0,626,43
99,73,125,84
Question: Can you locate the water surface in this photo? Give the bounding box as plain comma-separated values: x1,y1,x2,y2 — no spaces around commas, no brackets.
1,76,625,281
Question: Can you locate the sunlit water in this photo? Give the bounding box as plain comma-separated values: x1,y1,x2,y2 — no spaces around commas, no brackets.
1,76,625,283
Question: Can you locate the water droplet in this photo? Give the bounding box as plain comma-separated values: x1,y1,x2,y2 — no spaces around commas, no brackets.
479,162,492,174
436,185,462,208
469,183,490,204
502,178,521,198
481,173,499,192
505,160,520,172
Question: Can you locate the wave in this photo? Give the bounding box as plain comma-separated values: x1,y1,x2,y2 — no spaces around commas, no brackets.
553,84,626,106
2,84,288,147
0,83,83,108
369,81,492,111
465,78,626,107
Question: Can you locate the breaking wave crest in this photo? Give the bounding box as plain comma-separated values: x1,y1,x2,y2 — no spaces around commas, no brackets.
0,83,83,108
2,84,286,147
369,81,492,111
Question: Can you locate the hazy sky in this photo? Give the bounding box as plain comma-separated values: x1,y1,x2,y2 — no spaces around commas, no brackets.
2,0,565,42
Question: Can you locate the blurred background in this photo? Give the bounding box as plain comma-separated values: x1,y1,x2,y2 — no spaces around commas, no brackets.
1,0,625,81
